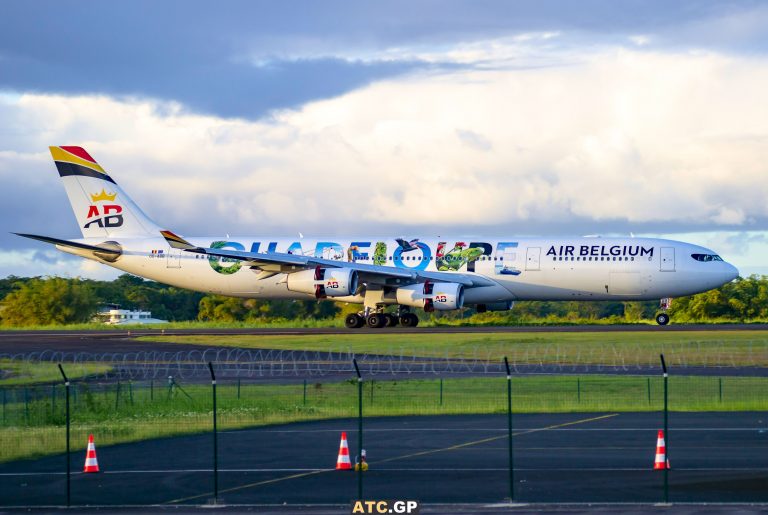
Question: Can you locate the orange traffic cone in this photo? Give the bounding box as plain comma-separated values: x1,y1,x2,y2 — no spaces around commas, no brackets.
336,432,352,470
83,434,100,473
653,430,669,470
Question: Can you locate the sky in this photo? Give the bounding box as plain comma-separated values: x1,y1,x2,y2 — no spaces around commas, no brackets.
1,0,767,280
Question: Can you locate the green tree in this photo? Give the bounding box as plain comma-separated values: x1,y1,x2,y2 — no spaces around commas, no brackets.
0,277,98,326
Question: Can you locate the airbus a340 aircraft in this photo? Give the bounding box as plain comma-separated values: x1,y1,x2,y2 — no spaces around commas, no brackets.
17,146,739,328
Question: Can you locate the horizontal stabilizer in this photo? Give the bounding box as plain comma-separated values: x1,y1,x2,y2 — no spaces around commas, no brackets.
14,233,122,261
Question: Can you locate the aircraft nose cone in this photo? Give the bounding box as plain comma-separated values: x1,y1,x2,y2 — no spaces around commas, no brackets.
725,263,739,282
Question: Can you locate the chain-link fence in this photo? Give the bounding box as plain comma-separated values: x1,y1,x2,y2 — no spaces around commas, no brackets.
1,354,767,506
3,340,768,382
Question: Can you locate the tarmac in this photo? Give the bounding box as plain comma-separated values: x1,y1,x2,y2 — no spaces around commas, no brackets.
1,411,767,507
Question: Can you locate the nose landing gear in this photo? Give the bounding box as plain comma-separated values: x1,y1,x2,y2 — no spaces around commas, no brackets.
655,298,672,326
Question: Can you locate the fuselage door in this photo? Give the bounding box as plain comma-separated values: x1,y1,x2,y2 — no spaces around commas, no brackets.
525,247,541,271
167,248,182,268
660,247,675,272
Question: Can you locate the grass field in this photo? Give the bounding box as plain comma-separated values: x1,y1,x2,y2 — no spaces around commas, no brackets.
0,360,112,386
137,330,768,367
1,373,766,463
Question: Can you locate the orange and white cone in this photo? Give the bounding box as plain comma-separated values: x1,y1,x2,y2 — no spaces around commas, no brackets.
336,432,352,470
653,430,670,470
83,434,100,473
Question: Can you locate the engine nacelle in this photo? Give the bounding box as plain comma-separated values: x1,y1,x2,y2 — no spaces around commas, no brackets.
287,267,358,298
476,301,515,313
396,281,465,311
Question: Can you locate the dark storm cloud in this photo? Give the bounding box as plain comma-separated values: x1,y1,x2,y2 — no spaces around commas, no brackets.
0,0,763,120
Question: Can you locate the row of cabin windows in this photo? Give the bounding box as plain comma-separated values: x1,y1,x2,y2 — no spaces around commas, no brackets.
193,254,509,261
328,255,509,261
552,256,641,262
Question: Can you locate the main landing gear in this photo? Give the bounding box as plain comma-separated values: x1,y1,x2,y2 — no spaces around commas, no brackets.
655,298,672,326
344,308,419,329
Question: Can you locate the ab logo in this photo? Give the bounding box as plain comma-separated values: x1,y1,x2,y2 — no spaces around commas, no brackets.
85,189,123,229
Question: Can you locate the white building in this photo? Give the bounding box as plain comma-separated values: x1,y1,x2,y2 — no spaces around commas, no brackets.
96,307,168,325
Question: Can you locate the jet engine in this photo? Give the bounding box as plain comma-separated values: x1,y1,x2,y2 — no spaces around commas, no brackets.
287,267,359,298
396,281,465,312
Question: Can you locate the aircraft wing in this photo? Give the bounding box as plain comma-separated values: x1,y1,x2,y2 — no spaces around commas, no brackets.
161,231,494,287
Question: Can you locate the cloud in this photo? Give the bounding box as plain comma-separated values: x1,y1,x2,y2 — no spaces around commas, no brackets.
2,1,767,120
2,46,768,277
456,130,493,151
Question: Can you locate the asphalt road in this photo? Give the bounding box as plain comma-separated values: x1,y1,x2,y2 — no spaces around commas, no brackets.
2,412,767,507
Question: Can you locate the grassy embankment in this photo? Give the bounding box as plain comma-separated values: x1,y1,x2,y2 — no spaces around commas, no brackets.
0,360,112,386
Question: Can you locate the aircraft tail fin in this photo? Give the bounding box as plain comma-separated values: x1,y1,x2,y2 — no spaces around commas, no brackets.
50,146,160,239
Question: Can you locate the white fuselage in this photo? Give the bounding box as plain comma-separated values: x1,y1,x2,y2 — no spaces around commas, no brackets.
59,236,739,305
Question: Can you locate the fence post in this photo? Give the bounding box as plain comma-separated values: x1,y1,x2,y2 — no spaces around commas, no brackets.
504,357,514,502
237,378,241,400
370,379,374,405
2,388,5,424
660,354,669,504
58,364,70,508
719,377,723,403
51,384,56,417
150,379,154,401
353,358,363,500
115,380,121,410
128,381,134,405
439,377,443,406
647,377,651,404
207,362,219,505
303,379,307,405
577,378,581,403
24,387,29,424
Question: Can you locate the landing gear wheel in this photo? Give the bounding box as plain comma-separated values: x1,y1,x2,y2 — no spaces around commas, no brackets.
399,313,419,327
366,313,387,328
345,313,365,329
656,313,670,326
386,314,399,327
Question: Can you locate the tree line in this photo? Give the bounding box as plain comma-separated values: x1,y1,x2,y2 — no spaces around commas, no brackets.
0,274,766,327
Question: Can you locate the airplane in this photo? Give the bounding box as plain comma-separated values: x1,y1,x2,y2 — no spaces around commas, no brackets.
16,146,739,328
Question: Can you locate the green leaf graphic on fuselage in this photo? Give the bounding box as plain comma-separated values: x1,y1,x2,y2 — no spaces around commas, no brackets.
373,242,387,266
208,241,243,275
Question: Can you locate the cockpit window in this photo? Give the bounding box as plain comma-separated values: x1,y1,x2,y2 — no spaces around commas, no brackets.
691,254,723,262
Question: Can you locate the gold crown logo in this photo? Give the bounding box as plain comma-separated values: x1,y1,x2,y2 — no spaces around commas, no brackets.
90,189,117,202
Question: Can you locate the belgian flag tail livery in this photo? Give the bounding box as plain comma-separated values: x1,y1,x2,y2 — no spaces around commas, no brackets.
50,146,160,239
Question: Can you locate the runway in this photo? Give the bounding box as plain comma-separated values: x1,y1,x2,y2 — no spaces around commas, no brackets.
2,412,766,506
1,324,767,355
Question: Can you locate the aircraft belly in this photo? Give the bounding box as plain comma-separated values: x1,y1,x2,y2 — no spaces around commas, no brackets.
497,267,611,300
608,271,652,296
